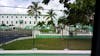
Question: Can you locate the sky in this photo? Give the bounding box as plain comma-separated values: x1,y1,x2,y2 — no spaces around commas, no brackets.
0,0,75,26
0,0,75,14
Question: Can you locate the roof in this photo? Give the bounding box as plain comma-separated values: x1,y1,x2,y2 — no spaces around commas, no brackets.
0,14,30,16
0,14,46,16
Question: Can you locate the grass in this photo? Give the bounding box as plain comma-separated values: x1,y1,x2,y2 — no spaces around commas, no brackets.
0,54,90,56
1,39,33,50
1,38,91,50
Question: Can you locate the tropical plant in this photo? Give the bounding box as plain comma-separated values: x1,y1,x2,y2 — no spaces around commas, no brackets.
58,16,68,25
42,0,95,25
27,2,43,48
37,21,45,27
27,2,43,21
44,9,58,33
44,9,57,26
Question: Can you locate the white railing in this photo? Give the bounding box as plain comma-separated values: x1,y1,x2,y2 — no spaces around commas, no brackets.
0,50,91,54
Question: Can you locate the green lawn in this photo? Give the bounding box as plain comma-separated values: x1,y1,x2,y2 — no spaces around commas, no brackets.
1,38,91,50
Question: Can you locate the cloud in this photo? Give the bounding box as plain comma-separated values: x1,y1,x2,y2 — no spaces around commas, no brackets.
0,0,28,14
0,0,73,15
0,0,75,25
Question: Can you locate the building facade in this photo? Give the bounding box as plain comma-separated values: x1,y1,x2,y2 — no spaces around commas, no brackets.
0,14,45,29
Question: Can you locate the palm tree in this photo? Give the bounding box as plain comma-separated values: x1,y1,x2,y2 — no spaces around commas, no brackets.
58,16,68,37
27,2,43,49
44,9,57,32
27,2,43,21
58,16,68,25
44,9,57,25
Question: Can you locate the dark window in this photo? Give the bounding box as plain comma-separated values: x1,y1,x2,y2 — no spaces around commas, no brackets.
7,16,8,18
20,16,22,18
2,16,4,18
30,21,31,24
25,17,27,18
16,16,18,18
7,21,8,24
16,21,18,24
11,16,13,18
34,21,35,24
25,21,27,24
11,21,13,24
2,21,4,24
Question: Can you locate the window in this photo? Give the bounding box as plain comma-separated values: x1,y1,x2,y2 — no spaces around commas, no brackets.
20,16,22,18
34,21,36,24
2,21,4,24
11,16,13,18
25,21,27,24
16,21,18,24
7,16,8,18
25,17,27,18
30,21,31,24
6,21,8,24
11,21,13,24
2,16,4,18
16,16,18,18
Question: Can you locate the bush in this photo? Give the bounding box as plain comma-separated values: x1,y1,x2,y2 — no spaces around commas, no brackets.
40,29,56,33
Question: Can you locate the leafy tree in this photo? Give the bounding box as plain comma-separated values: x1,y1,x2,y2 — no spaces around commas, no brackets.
42,0,95,25
66,0,95,25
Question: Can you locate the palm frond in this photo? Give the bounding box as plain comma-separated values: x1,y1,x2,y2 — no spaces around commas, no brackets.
43,15,49,18
27,2,43,20
27,5,34,9
32,2,38,6
46,17,50,20
37,11,41,15
52,13,57,16
37,6,43,10
52,16,57,20
27,10,34,16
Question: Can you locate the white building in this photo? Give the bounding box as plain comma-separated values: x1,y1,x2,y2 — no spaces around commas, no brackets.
0,14,45,29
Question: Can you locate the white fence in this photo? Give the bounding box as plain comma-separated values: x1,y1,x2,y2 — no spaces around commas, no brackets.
0,50,91,54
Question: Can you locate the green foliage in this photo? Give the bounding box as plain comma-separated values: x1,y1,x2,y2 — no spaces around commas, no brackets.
42,0,50,4
19,20,23,24
37,21,45,27
47,20,55,26
42,0,95,25
0,24,6,26
27,2,43,20
39,29,55,33
44,9,57,26
58,16,68,25
66,0,95,25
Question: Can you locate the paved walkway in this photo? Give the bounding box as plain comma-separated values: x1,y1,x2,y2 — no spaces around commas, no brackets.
0,36,33,46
